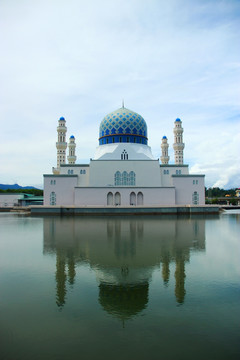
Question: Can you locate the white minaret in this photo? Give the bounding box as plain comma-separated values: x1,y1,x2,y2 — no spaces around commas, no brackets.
56,117,67,168
67,135,77,164
160,136,170,164
173,118,185,164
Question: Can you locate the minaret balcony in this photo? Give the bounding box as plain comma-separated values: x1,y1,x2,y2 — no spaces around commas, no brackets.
56,142,67,149
173,128,183,134
173,143,185,150
57,126,67,132
67,156,77,163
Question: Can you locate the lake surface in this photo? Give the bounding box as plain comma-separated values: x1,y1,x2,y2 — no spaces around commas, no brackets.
0,212,239,360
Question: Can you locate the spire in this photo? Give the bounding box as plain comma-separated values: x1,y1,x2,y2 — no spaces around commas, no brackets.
122,99,124,108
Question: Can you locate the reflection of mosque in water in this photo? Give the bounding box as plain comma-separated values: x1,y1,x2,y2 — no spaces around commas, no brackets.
43,216,205,319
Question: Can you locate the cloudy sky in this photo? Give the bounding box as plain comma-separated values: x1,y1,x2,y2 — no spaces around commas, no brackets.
0,0,239,189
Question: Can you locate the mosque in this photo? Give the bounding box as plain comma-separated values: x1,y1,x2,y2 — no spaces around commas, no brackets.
43,105,205,206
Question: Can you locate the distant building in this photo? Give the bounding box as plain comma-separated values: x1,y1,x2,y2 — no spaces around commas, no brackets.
44,105,205,206
0,193,43,207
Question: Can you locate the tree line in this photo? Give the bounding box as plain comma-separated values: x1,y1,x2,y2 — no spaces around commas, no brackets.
0,188,43,196
205,187,237,198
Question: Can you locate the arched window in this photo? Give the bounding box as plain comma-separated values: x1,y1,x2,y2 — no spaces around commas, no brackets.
192,191,199,205
122,171,128,185
107,192,113,205
114,171,136,186
50,192,56,205
115,192,121,206
129,171,136,185
115,171,121,186
130,192,136,205
137,192,143,205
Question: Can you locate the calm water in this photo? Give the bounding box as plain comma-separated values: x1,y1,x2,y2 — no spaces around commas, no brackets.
0,212,239,360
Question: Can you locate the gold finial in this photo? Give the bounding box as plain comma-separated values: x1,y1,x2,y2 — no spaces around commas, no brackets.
122,99,124,108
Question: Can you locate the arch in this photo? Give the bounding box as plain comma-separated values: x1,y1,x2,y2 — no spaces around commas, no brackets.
114,171,121,186
115,192,121,206
130,192,136,205
129,171,136,185
50,192,56,205
137,192,143,205
107,192,113,205
122,171,128,185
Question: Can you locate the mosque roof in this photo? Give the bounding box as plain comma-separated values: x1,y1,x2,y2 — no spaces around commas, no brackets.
175,118,181,122
99,106,148,141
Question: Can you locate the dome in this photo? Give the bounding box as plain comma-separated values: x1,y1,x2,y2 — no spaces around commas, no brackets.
59,116,65,121
162,135,167,139
175,118,181,122
98,283,149,320
70,135,75,139
99,107,148,145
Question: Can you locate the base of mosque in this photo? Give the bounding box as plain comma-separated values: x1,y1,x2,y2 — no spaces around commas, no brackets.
30,205,220,216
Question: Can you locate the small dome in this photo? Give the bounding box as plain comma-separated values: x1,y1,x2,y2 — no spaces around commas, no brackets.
99,107,148,145
70,135,75,139
59,116,65,121
175,118,181,122
162,136,167,139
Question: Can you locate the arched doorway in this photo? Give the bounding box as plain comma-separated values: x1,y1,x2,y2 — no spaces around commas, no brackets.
130,192,136,205
137,192,143,205
115,192,121,206
107,192,113,205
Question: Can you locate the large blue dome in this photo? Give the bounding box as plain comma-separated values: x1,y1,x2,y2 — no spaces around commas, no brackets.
99,107,148,145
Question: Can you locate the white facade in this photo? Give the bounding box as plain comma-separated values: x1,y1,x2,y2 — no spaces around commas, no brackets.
0,193,23,207
44,106,205,206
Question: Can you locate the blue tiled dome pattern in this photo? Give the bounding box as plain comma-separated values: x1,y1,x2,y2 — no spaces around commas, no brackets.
99,107,148,141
